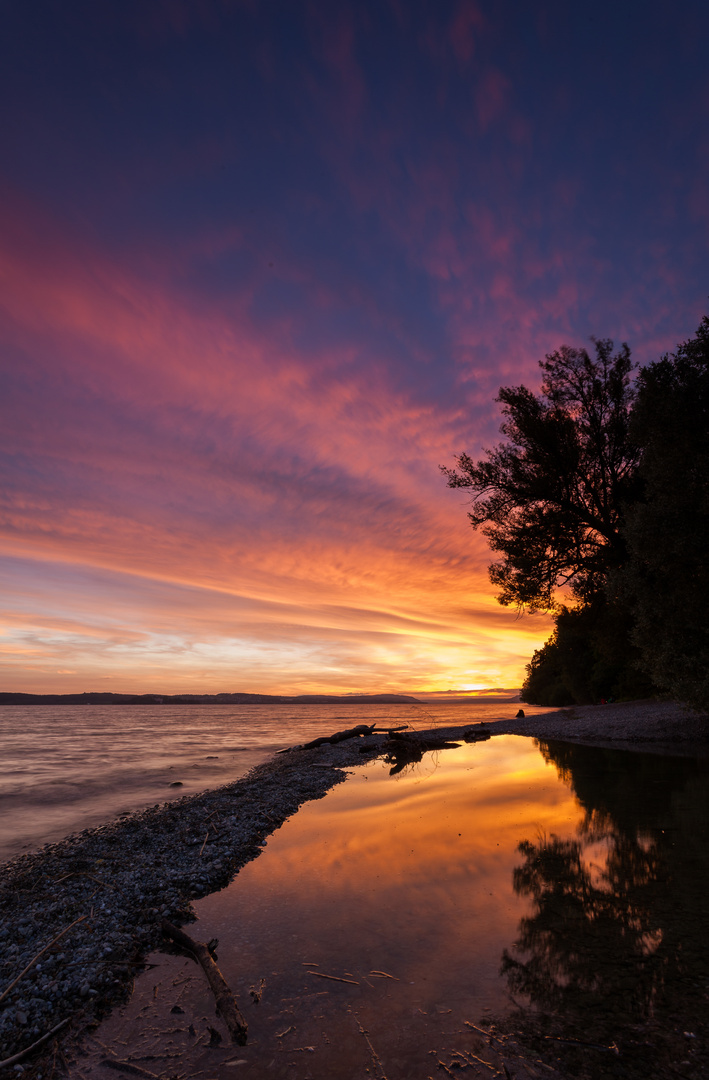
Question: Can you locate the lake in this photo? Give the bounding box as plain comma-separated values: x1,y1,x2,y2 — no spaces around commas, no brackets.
0,701,552,861
84,733,709,1079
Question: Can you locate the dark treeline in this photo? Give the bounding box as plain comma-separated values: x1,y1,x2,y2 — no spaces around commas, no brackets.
443,316,709,709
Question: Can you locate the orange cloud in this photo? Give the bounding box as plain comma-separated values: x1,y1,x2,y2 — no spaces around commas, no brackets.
0,192,568,692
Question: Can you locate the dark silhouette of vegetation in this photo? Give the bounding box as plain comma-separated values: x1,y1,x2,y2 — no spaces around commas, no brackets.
501,740,709,1074
442,339,639,613
444,319,709,709
521,599,654,706
618,317,709,710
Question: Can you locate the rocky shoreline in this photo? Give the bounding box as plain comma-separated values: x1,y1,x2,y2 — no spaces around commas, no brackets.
486,697,709,753
1,701,706,1074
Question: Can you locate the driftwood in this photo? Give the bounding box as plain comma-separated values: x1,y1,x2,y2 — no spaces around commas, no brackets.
0,915,86,1006
0,1017,71,1071
278,723,409,753
161,920,248,1045
463,725,492,743
382,733,461,775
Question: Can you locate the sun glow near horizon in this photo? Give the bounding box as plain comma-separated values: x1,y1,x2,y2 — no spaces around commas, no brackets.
0,541,553,694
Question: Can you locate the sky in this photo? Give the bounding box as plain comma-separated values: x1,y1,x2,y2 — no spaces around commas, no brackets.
1,0,708,696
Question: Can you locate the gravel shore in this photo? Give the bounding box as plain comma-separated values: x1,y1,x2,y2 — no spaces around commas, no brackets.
1,700,706,1073
487,697,709,753
0,744,358,1072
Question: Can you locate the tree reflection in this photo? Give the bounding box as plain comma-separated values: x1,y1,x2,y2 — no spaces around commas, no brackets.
502,831,663,1022
502,741,709,1049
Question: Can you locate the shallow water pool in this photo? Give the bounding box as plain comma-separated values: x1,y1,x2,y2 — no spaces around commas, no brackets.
87,734,709,1079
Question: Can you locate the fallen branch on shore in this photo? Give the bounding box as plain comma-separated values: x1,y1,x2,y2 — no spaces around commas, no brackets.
0,915,86,1006
0,1017,71,1071
463,725,492,742
278,723,409,753
161,920,248,1044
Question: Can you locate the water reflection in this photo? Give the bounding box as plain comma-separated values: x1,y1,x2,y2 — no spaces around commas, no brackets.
87,736,575,1080
84,737,709,1078
503,740,709,1063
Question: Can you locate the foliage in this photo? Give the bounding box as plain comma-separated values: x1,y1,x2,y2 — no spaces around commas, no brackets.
442,339,639,612
520,631,574,707
445,320,709,709
618,317,709,709
521,599,654,705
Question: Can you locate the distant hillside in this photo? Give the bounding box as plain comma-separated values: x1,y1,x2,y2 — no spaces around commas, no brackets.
0,691,421,705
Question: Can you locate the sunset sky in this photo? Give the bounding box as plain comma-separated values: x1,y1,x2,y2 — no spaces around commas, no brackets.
1,1,708,695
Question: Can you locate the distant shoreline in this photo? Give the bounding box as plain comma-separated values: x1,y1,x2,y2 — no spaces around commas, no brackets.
0,691,422,705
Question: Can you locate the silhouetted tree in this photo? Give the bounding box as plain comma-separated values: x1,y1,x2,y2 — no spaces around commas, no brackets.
445,324,709,708
619,317,709,710
442,339,640,612
520,629,574,707
521,599,655,705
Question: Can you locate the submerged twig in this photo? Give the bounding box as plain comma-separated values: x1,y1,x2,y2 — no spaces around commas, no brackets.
307,971,359,985
101,1059,161,1078
464,1020,503,1042
355,1015,389,1080
455,1048,501,1074
543,1034,620,1054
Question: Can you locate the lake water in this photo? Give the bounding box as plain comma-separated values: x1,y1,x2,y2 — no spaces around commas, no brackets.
86,734,709,1079
0,701,552,861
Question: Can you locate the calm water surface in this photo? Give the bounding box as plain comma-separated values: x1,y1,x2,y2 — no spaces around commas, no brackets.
89,735,709,1079
0,702,552,860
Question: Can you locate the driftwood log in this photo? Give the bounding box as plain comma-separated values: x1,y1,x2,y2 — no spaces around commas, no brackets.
0,1017,71,1071
161,920,248,1045
383,733,462,775
279,723,409,753
462,725,492,743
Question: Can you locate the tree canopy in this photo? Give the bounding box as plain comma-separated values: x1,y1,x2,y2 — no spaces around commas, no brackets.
618,317,709,710
445,320,709,709
442,339,639,612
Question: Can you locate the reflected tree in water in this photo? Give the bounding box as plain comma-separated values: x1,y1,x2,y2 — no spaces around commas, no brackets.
502,831,663,1022
502,741,709,1046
